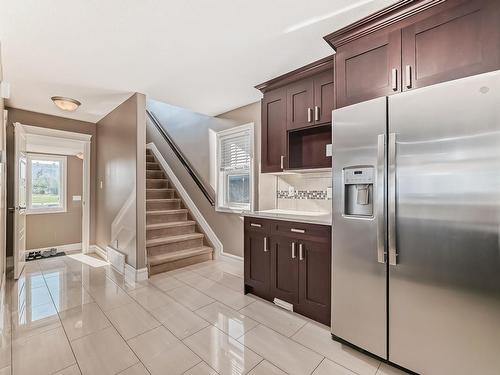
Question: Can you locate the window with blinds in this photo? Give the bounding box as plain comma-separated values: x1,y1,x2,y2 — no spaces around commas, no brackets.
216,124,254,212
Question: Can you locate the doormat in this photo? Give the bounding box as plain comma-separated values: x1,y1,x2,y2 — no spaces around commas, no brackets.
25,250,67,262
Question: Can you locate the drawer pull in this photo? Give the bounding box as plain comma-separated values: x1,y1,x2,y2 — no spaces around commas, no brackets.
250,223,262,228
291,228,305,234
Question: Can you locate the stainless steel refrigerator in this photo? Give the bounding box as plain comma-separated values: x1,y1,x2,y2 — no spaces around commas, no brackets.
331,70,500,375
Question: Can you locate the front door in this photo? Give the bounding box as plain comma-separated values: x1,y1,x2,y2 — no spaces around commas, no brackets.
14,123,27,279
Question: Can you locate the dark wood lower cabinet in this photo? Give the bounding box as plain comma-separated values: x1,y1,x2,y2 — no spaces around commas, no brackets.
270,236,299,304
297,239,331,325
244,217,332,326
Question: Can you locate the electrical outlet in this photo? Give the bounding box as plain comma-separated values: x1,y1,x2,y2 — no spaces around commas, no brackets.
327,187,333,199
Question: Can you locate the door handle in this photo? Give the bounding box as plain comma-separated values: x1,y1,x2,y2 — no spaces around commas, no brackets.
405,65,412,89
280,155,284,169
299,243,304,261
307,108,312,123
314,106,320,122
263,237,268,252
388,132,397,265
391,68,398,91
291,242,296,259
376,134,386,264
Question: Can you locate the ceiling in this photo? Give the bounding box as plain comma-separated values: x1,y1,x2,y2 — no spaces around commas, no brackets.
0,0,397,123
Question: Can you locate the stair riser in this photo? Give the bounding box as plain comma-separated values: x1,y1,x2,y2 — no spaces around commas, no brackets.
146,180,169,189
146,170,165,179
149,252,213,275
146,155,155,162
146,212,187,225
147,238,204,256
147,225,195,240
146,190,174,199
146,149,152,155
146,163,161,170
146,201,180,211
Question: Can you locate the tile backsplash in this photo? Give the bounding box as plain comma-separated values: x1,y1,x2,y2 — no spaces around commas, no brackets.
276,171,332,212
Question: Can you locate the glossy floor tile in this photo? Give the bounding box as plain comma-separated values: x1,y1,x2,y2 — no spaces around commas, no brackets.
4,255,409,375
292,323,381,375
128,326,200,375
238,325,323,375
184,325,262,375
240,299,307,337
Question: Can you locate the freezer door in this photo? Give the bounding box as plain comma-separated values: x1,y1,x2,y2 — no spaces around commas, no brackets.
388,71,500,374
331,97,387,358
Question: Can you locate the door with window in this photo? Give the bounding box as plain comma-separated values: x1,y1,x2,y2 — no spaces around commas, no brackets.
13,123,27,279
216,124,254,212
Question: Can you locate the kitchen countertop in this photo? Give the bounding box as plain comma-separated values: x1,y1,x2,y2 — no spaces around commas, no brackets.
243,209,332,226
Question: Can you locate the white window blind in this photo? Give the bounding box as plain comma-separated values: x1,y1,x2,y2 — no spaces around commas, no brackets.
219,131,251,171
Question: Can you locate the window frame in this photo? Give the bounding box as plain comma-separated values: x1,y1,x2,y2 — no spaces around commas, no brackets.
26,153,67,215
215,123,255,214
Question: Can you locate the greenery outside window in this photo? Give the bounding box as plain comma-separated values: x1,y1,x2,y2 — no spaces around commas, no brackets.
27,153,67,214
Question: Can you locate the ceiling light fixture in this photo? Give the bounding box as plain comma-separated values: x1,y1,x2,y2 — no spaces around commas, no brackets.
51,96,81,112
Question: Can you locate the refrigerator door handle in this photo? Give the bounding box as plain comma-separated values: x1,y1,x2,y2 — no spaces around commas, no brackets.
388,132,397,265
376,134,386,263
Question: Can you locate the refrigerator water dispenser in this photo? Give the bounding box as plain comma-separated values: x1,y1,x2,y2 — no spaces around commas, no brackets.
344,167,374,217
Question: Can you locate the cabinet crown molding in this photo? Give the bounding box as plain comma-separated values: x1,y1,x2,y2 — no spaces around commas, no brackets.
324,0,446,50
255,55,334,93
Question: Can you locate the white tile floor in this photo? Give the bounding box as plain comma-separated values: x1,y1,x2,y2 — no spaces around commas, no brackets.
0,255,409,375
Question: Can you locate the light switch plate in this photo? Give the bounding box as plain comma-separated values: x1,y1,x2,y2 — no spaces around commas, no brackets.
326,144,332,157
72,195,82,201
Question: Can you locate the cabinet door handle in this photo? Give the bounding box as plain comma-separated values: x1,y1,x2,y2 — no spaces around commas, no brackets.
291,242,296,259
405,65,412,89
250,223,262,228
391,68,398,91
314,106,320,121
263,237,268,252
307,108,312,123
291,228,305,234
280,155,284,169
299,243,304,261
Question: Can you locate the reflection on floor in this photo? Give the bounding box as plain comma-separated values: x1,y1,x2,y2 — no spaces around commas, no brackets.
0,254,408,375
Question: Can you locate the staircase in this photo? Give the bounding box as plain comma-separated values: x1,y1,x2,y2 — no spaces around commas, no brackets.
145,149,213,276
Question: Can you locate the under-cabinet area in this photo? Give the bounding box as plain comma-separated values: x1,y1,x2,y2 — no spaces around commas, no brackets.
243,216,331,326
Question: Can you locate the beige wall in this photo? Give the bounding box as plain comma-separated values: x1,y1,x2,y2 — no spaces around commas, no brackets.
6,108,97,257
26,156,83,249
146,100,274,258
0,44,6,285
96,93,146,269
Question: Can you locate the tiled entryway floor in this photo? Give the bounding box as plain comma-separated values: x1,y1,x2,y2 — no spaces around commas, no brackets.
0,254,408,375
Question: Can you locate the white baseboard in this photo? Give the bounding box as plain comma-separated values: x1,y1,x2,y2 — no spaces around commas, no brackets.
106,246,125,273
125,264,148,282
220,251,243,264
26,242,82,255
89,245,108,261
146,142,223,256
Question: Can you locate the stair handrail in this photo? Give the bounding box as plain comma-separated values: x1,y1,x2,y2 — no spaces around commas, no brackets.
146,109,216,207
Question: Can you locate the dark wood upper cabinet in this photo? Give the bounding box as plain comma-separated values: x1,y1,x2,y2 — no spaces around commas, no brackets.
325,0,500,108
286,78,314,130
261,88,287,173
297,239,331,326
335,29,402,108
270,235,299,304
313,70,334,125
401,0,500,91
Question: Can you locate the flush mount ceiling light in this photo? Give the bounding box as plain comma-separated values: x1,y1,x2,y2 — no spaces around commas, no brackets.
51,96,81,112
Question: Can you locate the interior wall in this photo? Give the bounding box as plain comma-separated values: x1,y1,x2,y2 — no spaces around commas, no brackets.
0,44,6,285
26,155,83,250
5,108,97,257
96,93,146,269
